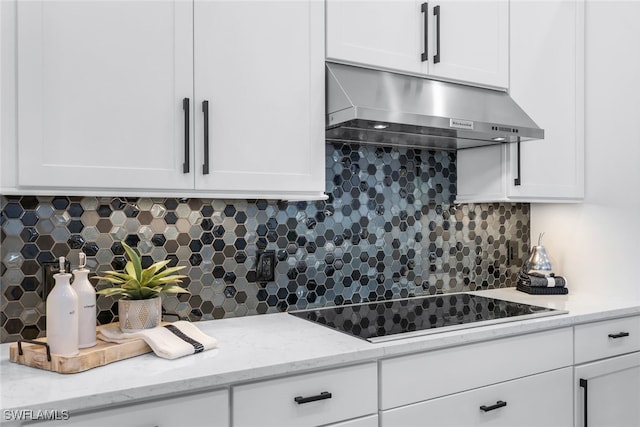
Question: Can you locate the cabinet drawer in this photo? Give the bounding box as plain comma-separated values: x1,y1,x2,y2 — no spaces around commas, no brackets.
381,367,573,427
574,315,640,364
380,327,573,409
232,362,377,427
32,389,229,426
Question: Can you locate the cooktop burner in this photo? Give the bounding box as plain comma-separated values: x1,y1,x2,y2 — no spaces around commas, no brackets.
290,293,567,343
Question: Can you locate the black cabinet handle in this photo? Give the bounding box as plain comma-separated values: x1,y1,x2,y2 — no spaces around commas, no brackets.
580,378,588,427
294,391,332,405
202,100,210,175
421,3,428,62
182,98,190,173
513,137,522,186
433,5,441,63
608,332,630,339
479,400,507,412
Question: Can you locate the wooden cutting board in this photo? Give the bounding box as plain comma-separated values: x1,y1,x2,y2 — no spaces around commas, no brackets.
9,324,152,374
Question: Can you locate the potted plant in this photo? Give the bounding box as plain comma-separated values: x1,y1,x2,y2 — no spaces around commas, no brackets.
93,242,189,332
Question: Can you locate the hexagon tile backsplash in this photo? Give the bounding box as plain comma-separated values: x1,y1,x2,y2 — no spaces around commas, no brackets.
0,143,530,342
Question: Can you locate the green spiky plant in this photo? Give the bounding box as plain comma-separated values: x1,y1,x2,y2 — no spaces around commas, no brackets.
93,242,189,300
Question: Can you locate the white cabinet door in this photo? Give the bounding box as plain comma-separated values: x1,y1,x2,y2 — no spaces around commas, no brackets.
428,0,508,88
193,0,325,199
381,367,573,427
33,389,229,427
326,0,507,88
456,0,584,203
575,352,640,427
16,0,194,191
325,0,426,76
507,0,584,200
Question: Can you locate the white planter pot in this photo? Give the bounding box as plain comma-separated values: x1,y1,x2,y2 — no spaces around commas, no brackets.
118,296,162,332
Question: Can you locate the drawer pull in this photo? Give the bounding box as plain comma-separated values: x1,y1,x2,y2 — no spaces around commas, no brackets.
608,332,630,339
480,400,507,412
294,391,332,405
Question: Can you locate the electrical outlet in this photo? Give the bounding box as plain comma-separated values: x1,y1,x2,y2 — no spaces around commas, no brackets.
507,241,519,266
255,251,276,282
42,259,71,299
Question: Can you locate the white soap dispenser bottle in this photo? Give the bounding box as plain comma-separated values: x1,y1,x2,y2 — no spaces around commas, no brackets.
72,253,97,348
46,256,79,356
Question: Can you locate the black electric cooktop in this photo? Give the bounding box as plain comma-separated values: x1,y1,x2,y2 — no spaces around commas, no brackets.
290,293,567,343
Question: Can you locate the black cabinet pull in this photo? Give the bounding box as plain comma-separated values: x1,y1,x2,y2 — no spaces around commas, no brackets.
294,391,332,405
202,100,210,175
433,5,441,63
580,378,588,427
608,332,630,339
421,3,428,62
513,137,522,186
182,97,190,173
479,400,507,412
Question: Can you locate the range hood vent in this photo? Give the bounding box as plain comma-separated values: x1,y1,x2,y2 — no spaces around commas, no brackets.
326,63,544,151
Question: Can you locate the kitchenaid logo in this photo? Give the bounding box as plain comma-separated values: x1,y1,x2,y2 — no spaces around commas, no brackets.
3,409,70,421
449,118,474,130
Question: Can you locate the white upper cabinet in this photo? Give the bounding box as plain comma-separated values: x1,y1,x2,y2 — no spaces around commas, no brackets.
9,0,325,199
16,0,194,191
428,0,508,88
194,0,325,197
325,0,425,75
325,0,508,89
456,0,584,203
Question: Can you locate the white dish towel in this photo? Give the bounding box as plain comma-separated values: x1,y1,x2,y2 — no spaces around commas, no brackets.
98,321,218,360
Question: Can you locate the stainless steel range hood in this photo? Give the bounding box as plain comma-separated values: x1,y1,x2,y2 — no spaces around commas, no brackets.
326,63,544,151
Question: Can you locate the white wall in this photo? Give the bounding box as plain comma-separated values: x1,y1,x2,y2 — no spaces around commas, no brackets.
531,0,640,298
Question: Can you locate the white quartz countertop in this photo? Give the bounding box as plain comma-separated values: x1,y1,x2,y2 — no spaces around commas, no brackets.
1,288,639,414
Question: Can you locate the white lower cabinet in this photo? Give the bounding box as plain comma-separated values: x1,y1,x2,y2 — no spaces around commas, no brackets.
573,315,640,364
574,316,640,427
232,362,377,427
381,367,573,427
31,389,229,427
574,353,640,427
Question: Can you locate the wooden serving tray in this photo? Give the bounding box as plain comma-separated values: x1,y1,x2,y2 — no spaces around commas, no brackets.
9,324,152,374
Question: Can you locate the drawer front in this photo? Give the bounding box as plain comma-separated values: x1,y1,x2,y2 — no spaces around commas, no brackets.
232,362,377,427
381,367,573,427
574,315,640,364
380,327,573,409
32,389,229,427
